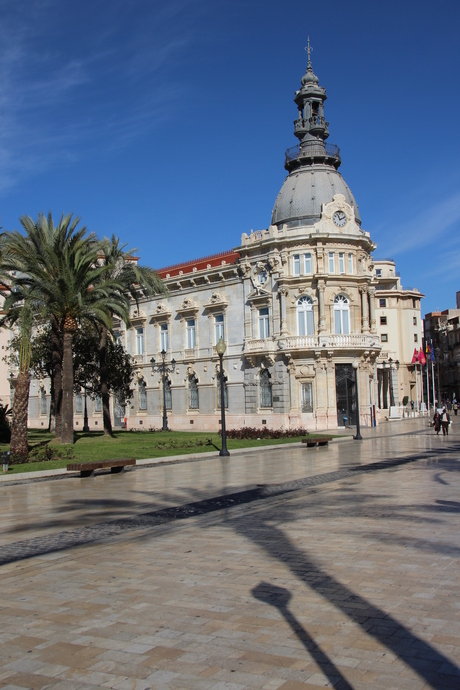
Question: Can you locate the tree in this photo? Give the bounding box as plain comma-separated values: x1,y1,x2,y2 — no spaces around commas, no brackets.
95,236,166,435
1,302,33,460
0,214,129,444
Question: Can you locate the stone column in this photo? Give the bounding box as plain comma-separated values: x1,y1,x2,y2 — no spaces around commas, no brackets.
360,286,370,333
368,287,377,334
278,286,289,335
318,281,326,333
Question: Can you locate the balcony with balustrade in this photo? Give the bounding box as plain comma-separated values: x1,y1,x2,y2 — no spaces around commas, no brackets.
245,333,381,357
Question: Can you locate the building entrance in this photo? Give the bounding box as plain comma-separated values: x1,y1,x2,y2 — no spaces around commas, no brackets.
335,364,356,427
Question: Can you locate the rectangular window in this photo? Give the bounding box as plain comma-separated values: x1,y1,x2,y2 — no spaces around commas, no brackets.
139,384,147,411
40,390,47,415
379,298,387,307
160,323,168,351
135,327,144,355
75,393,82,414
186,319,196,349
328,252,335,273
95,396,102,412
293,254,300,276
413,316,417,326
381,334,388,342
259,307,270,339
414,333,418,342
304,253,312,274
376,269,382,277
348,253,353,274
339,252,345,274
301,382,313,413
215,314,224,343
380,316,387,325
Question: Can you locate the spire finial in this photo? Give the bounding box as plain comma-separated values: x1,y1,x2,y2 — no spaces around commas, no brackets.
305,37,313,69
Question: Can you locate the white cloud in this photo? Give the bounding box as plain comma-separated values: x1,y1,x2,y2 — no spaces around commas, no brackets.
0,0,196,193
376,191,460,257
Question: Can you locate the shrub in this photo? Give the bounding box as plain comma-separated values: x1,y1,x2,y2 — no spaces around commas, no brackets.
220,426,308,440
27,445,75,464
0,404,12,443
402,396,409,406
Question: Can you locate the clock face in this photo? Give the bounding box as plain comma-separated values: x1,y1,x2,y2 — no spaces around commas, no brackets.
333,210,347,228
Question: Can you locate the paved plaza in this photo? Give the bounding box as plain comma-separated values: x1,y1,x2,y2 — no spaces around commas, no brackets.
1,419,460,689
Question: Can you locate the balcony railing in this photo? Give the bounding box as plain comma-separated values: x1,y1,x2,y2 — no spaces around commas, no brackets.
285,142,341,166
246,334,381,354
283,334,381,350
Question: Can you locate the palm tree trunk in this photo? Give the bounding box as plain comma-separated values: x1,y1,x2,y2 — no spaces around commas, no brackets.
61,330,75,444
99,325,113,436
10,370,30,461
51,315,62,437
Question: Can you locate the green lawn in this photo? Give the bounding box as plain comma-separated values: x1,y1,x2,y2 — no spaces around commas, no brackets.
0,429,340,475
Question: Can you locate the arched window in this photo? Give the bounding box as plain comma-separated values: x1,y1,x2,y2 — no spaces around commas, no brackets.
334,294,350,335
164,377,172,410
260,369,272,408
297,296,314,335
139,381,147,410
189,375,199,409
217,373,228,409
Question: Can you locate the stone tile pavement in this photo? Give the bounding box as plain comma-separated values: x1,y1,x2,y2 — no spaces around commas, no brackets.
1,419,460,689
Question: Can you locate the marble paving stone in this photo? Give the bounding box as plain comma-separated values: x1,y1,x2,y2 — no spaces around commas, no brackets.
1,420,460,689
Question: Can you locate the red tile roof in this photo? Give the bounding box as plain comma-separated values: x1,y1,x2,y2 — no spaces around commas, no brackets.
156,250,240,279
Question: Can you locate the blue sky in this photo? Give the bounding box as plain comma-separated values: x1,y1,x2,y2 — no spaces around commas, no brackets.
0,0,459,314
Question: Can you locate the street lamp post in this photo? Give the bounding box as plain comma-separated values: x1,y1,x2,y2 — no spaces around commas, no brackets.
83,386,90,432
150,350,176,431
216,337,230,457
352,360,362,440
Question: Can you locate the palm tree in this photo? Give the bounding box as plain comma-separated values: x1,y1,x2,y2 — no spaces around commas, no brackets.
1,214,129,444
96,236,166,435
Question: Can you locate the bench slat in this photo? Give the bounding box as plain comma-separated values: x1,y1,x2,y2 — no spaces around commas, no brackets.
67,458,136,473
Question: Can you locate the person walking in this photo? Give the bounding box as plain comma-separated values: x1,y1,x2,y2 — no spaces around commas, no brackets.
453,400,458,416
433,410,441,435
440,407,450,436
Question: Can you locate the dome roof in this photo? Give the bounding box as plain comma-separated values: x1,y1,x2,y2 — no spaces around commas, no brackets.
271,165,361,227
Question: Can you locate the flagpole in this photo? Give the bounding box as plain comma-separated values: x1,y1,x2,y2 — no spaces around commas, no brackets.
431,339,436,409
415,363,419,413
426,360,430,412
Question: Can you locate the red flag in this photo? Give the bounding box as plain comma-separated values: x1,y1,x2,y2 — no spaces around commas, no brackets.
426,343,431,355
418,348,426,365
411,348,418,364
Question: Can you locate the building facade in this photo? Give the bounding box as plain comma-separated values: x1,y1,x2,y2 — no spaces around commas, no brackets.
18,53,424,431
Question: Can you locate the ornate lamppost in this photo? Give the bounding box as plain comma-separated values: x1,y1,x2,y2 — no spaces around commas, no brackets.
150,350,176,431
216,337,230,457
83,386,90,432
352,359,362,440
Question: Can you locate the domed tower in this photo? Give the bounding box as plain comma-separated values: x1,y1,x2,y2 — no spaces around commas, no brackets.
271,41,360,228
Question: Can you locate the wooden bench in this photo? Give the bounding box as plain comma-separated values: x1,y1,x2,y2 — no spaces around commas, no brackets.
301,436,333,448
67,458,136,477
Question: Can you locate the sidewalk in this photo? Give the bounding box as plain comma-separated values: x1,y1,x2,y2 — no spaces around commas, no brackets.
0,416,431,485
0,417,459,688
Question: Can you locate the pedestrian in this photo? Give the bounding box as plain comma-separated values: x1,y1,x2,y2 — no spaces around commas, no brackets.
454,401,458,417
433,410,441,435
440,407,450,436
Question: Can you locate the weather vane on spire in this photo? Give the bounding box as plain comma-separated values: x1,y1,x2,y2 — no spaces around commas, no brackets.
305,37,313,68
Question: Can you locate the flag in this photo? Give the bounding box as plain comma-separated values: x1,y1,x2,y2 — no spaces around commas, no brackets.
430,340,435,362
418,348,426,365
426,343,431,355
411,348,418,364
